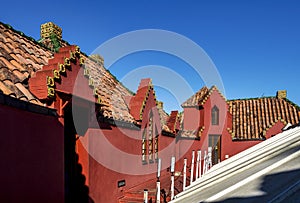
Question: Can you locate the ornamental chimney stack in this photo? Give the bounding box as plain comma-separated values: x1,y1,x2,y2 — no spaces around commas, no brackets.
40,22,62,40
39,22,62,52
276,90,287,99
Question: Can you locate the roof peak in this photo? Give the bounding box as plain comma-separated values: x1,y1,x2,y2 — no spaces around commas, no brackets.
181,85,225,107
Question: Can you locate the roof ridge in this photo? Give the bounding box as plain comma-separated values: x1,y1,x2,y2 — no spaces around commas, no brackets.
0,21,134,98
0,21,53,53
181,86,209,107
284,98,300,111
227,96,275,102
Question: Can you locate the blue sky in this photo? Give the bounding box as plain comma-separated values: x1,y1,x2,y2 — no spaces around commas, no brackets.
2,0,300,113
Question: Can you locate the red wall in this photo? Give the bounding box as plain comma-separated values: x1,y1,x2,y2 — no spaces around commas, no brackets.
221,133,261,160
202,90,228,136
0,103,64,203
221,111,285,161
78,126,160,202
75,87,288,202
183,107,200,130
76,86,165,203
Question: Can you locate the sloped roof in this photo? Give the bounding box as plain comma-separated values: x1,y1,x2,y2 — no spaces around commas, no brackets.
0,22,53,105
179,129,199,138
228,97,300,140
0,22,135,123
181,85,300,140
181,86,209,107
181,86,226,107
157,105,171,132
83,56,135,123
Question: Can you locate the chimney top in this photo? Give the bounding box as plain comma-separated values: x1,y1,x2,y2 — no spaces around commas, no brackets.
40,22,62,40
90,54,104,66
276,90,287,99
157,101,163,109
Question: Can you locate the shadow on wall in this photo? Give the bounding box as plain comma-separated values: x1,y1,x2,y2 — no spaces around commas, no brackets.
64,104,94,203
208,169,300,203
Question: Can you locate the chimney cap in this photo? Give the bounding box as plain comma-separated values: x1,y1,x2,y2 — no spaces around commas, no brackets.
157,101,163,109
276,90,287,99
40,22,62,40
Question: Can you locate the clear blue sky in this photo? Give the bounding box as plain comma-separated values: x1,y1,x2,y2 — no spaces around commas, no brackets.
2,0,300,113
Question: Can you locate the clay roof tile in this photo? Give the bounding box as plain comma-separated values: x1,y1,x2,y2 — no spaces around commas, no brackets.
228,97,300,140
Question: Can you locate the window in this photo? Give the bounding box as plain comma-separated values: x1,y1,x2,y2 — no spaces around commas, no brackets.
148,115,153,162
154,127,159,160
142,112,156,164
211,105,219,125
142,128,147,163
209,134,221,165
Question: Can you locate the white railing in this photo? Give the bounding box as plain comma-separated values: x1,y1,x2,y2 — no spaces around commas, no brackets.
170,126,300,202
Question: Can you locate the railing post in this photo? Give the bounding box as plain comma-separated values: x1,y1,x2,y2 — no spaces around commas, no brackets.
199,150,202,178
183,158,187,191
196,150,200,180
144,189,148,203
203,150,207,175
170,156,175,200
191,150,195,184
156,181,160,203
208,147,212,169
156,158,161,203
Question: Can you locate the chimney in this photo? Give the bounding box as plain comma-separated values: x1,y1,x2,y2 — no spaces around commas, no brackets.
40,22,62,52
40,22,62,40
276,90,287,99
157,101,163,109
89,54,104,66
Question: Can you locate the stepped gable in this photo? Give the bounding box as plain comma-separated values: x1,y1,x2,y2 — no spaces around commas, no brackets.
167,110,180,133
227,95,300,140
181,86,209,107
0,22,53,104
129,78,156,121
0,21,136,124
181,86,226,107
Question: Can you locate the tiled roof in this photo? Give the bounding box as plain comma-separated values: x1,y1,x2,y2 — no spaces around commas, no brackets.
228,97,300,140
83,56,135,123
157,106,171,132
0,22,135,124
0,22,53,105
181,86,209,107
179,129,199,138
181,86,226,107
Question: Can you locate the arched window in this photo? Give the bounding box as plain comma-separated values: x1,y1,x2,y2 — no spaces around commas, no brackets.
148,114,153,162
211,105,219,125
154,126,159,161
142,128,147,163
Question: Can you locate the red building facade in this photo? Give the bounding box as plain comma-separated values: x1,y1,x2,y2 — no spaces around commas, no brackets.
0,22,300,202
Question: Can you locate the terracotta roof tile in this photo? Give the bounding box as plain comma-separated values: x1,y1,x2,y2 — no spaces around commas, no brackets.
181,86,209,107
228,97,300,140
0,80,14,95
83,56,135,123
0,22,53,104
179,129,199,138
0,22,142,124
182,86,226,108
157,106,172,132
0,67,20,83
